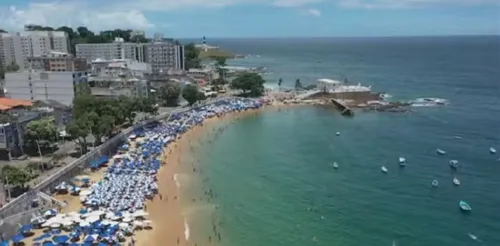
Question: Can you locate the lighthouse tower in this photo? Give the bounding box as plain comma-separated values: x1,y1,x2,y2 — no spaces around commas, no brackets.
202,36,208,52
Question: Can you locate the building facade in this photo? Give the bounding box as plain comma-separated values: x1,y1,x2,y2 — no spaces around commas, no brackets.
144,42,185,73
76,38,185,74
27,51,87,72
0,31,70,71
4,71,88,106
76,37,139,62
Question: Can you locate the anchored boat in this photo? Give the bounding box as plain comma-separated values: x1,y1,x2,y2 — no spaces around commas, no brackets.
437,149,446,155
459,200,472,212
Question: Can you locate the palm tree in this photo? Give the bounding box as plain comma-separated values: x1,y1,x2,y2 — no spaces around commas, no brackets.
278,78,283,91
295,78,303,91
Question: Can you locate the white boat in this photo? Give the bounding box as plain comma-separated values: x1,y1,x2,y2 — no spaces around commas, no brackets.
381,166,388,173
449,160,459,169
453,177,460,186
432,180,439,187
399,157,406,167
490,147,496,154
468,233,479,241
333,162,339,169
336,132,340,136
436,149,446,155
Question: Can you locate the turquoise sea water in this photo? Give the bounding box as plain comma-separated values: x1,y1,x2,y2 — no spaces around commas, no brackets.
180,37,500,246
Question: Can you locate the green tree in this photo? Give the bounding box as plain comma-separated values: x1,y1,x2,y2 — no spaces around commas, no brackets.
24,119,58,144
295,78,303,91
66,116,91,153
0,29,6,33
159,82,181,106
230,72,265,97
0,165,30,187
182,85,201,106
185,43,201,69
0,67,5,80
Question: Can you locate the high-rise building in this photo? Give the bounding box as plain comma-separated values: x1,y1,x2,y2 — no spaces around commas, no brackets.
144,41,185,73
75,37,139,62
0,31,70,70
76,38,185,73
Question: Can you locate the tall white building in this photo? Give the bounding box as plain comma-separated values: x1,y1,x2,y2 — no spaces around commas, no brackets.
76,37,140,62
4,71,87,106
144,41,185,73
0,31,70,70
76,38,185,73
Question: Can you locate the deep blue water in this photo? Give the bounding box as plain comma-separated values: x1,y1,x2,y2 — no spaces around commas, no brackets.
181,36,500,246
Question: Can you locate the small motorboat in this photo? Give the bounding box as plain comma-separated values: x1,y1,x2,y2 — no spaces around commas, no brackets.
454,136,462,140
432,180,439,187
459,200,472,211
490,147,496,154
449,160,459,169
381,166,388,173
333,162,339,169
399,157,406,167
336,132,340,136
436,149,446,155
453,177,460,186
468,233,480,241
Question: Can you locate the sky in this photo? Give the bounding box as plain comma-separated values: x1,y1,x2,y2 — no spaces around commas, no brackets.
0,0,499,38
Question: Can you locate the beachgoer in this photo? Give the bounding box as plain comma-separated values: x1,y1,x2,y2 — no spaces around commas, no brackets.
177,237,180,244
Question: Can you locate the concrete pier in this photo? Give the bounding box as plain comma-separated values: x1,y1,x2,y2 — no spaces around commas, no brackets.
331,99,354,117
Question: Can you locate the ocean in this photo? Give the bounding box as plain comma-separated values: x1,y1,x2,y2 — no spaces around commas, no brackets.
180,36,500,246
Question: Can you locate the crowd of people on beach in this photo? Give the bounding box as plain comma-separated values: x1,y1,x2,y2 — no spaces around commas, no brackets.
2,98,265,246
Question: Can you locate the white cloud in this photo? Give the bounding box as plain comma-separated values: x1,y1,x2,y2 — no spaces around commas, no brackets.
0,0,498,32
306,8,322,16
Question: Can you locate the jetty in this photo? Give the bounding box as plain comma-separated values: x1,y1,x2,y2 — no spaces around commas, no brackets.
331,99,354,117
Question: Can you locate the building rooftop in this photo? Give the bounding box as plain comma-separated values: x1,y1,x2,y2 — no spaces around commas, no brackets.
0,98,33,111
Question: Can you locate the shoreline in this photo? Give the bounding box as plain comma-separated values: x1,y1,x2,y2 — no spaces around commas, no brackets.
136,102,302,246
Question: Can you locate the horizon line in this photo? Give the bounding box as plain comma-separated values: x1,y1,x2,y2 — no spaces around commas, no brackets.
177,34,500,40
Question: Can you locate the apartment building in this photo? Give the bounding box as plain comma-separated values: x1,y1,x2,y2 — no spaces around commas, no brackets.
27,51,87,72
0,31,70,70
144,41,185,73
76,38,184,74
4,71,88,106
76,37,140,62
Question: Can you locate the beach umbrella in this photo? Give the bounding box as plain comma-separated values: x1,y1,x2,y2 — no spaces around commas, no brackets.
79,221,90,227
86,216,100,223
52,235,70,244
0,241,9,246
84,235,96,243
42,242,55,246
50,223,61,228
18,224,33,233
44,209,57,217
11,234,24,243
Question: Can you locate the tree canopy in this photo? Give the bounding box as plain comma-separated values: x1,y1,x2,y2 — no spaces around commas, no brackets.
67,94,157,153
295,78,304,91
185,43,201,70
159,82,182,106
24,119,58,144
0,165,30,187
182,85,204,106
230,72,266,97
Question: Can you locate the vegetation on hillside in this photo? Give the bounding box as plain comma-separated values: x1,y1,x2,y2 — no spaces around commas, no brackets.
199,48,235,59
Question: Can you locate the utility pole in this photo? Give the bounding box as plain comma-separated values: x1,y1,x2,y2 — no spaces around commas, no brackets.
36,139,43,171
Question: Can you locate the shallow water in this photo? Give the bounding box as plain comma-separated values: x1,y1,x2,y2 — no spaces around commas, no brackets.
182,37,500,246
